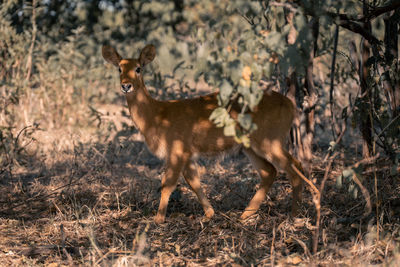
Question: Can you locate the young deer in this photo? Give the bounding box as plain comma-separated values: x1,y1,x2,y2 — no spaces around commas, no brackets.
102,44,304,224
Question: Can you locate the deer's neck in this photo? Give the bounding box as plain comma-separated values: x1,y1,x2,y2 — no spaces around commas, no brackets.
125,86,159,135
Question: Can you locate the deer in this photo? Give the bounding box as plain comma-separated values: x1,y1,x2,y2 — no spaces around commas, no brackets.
102,44,305,224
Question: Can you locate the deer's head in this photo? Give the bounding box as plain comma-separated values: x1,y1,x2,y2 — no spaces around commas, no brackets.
102,45,156,94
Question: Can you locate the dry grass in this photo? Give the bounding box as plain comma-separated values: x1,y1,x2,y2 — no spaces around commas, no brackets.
0,99,399,266
1,1,399,265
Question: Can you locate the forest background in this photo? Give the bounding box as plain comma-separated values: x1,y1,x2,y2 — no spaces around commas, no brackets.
0,0,399,265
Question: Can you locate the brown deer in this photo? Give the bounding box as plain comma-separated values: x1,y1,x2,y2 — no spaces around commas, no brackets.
102,44,305,224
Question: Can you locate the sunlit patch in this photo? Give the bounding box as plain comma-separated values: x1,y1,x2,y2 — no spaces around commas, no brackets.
216,137,225,148
154,138,167,159
162,119,171,127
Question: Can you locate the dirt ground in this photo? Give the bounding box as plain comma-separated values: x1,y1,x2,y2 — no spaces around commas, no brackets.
0,102,399,266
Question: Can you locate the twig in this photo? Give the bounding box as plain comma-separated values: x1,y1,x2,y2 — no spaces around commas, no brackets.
239,12,254,25
323,87,361,162
291,235,311,258
14,125,36,152
2,173,95,212
60,224,74,263
291,163,320,254
269,1,299,14
25,0,37,81
271,221,276,267
314,152,338,255
94,248,117,266
219,212,258,235
352,172,372,218
0,133,13,179
320,152,338,204
372,125,380,241
291,164,319,195
261,1,270,25
376,113,400,138
92,146,113,170
358,1,400,22
329,25,339,140
323,122,346,162
351,153,380,169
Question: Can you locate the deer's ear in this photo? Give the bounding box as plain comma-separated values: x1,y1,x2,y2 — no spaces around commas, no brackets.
102,45,122,67
139,45,156,66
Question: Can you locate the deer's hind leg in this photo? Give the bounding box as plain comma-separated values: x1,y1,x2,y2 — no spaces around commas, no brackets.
182,160,214,219
241,148,278,220
254,144,304,217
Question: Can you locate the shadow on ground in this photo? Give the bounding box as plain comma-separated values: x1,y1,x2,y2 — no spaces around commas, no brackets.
0,124,399,266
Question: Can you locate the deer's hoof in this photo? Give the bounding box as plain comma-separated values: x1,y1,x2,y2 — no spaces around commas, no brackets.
205,208,215,219
154,214,166,224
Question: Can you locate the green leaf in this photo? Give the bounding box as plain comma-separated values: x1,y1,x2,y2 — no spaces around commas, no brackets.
251,62,262,81
240,51,252,65
352,187,358,199
265,32,285,54
224,122,236,137
238,84,250,96
249,2,262,13
348,183,355,194
294,13,307,30
235,134,251,148
228,59,243,84
238,113,252,131
336,174,343,189
209,107,228,127
342,168,354,182
219,79,233,107
329,141,336,151
263,63,273,79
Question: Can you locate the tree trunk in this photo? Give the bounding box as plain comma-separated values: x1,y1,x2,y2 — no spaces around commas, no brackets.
287,17,318,176
359,1,373,158
383,9,400,117
301,18,319,173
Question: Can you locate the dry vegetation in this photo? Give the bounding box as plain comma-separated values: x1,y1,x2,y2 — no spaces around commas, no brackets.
1,1,400,266
1,82,399,266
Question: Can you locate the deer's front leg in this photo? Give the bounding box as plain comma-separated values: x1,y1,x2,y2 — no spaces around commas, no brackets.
182,161,214,219
155,156,186,224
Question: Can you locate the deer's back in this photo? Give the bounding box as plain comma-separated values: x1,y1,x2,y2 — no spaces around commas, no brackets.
147,91,294,157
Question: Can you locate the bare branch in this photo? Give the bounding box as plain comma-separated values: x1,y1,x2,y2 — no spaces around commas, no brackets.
358,1,400,22
269,1,299,14
337,19,381,45
329,25,339,140
352,172,372,218
295,1,381,46
323,1,400,22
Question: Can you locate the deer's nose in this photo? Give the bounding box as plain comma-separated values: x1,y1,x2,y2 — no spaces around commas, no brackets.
121,83,132,93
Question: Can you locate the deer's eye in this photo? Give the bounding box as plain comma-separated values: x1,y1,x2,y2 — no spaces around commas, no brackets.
118,67,121,73
135,67,141,74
